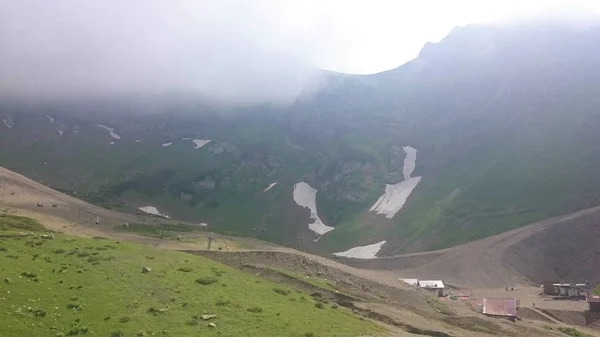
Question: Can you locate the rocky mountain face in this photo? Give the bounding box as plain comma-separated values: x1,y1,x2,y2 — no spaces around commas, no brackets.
2,20,600,256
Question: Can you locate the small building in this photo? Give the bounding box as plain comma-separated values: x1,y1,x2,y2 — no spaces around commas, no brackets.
541,281,559,295
553,283,586,297
418,280,445,297
587,296,600,312
483,298,518,321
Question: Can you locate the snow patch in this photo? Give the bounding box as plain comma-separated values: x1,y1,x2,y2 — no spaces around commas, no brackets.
199,223,209,228
292,182,334,235
110,141,114,145
332,241,387,259
138,206,170,219
263,182,278,192
369,146,422,218
369,177,421,219
182,137,191,140
402,146,417,180
46,116,63,135
134,139,143,143
192,139,211,149
3,119,12,128
162,142,172,147
96,124,121,139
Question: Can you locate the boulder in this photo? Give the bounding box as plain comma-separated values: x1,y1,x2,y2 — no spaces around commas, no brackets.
208,322,216,328
201,314,217,320
142,267,152,273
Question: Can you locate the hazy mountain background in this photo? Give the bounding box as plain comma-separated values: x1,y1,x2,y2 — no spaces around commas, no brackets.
2,19,600,255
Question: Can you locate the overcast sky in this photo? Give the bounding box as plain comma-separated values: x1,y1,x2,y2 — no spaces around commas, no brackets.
1,0,599,104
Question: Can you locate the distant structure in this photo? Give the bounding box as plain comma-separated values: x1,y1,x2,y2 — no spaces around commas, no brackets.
400,279,445,296
482,298,518,322
587,295,600,313
541,281,559,295
418,280,445,297
585,295,600,326
552,283,587,298
541,281,589,298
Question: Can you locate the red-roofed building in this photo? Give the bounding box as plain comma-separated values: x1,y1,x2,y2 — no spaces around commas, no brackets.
483,298,518,321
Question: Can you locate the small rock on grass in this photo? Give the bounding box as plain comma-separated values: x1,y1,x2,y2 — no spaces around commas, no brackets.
201,314,217,320
208,322,216,328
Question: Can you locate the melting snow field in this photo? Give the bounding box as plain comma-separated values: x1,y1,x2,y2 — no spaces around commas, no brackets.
138,206,170,219
369,178,421,219
263,182,278,192
162,142,172,147
293,182,334,235
192,139,211,149
370,146,422,219
3,120,12,128
96,124,121,139
332,240,387,259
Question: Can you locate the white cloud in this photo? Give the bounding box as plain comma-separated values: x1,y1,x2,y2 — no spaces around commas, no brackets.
0,0,598,102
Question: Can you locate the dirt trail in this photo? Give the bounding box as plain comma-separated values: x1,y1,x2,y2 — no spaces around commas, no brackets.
344,205,600,288
531,308,563,324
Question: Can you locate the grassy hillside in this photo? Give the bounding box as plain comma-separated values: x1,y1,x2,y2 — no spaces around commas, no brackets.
0,214,382,337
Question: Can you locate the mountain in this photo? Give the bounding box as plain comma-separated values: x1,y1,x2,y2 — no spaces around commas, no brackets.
2,20,600,256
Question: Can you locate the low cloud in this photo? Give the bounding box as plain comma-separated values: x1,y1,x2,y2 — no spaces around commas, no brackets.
0,1,325,104
1,1,599,105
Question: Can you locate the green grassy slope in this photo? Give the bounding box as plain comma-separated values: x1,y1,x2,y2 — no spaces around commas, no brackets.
0,214,382,337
